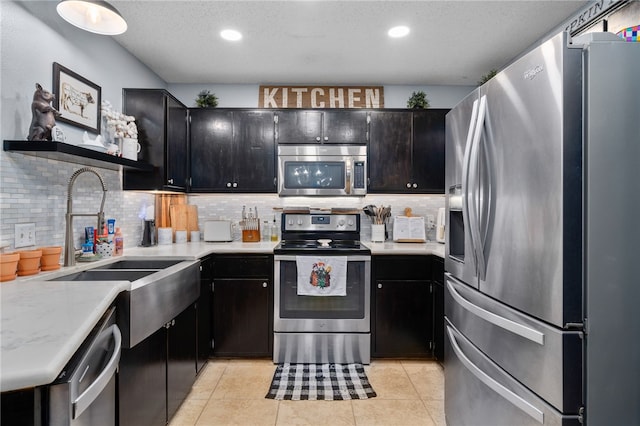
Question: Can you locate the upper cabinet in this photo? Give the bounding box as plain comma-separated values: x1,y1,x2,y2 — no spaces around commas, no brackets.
189,109,276,193
368,109,447,193
123,89,188,191
275,109,369,144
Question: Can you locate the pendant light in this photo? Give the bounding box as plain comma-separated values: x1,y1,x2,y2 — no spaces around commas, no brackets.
56,0,127,35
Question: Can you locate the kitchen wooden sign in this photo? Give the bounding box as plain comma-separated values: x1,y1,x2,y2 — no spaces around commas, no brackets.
259,85,384,108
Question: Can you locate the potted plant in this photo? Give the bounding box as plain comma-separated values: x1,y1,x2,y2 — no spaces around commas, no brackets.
195,90,219,108
407,91,429,109
478,69,498,86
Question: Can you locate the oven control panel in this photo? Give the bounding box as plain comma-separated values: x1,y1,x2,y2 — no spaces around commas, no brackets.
283,214,358,232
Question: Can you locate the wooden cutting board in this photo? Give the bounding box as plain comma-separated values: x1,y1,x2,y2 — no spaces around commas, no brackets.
170,204,199,241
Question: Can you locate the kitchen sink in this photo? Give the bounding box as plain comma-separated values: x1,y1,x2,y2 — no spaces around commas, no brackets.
47,257,200,348
94,259,185,270
49,269,158,282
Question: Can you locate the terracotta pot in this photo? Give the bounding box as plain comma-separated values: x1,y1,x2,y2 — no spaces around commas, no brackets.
0,252,20,282
40,246,62,271
17,249,42,276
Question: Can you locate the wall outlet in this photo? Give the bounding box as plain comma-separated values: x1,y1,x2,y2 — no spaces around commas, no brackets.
15,223,36,248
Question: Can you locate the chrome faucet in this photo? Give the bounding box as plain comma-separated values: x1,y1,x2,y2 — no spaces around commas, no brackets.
64,167,108,266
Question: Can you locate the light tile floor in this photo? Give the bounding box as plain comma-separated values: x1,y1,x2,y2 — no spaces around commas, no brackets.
170,359,445,426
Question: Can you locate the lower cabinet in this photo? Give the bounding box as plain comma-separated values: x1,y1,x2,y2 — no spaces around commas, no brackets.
211,255,273,357
119,304,197,426
196,256,213,373
372,255,436,358
432,257,445,363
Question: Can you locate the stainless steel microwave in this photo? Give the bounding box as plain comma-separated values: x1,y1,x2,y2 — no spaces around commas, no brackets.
277,145,367,196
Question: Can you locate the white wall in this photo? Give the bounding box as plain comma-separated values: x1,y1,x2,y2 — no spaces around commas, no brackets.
168,83,474,109
0,1,462,252
0,1,163,250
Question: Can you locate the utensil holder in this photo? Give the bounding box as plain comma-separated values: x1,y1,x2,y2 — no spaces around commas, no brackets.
371,224,385,242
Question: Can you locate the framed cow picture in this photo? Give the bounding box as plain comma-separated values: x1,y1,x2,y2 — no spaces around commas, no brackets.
52,62,101,133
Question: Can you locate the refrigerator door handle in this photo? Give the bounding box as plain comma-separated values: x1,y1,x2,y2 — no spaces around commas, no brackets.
447,325,545,424
461,98,480,272
468,95,488,280
447,278,545,345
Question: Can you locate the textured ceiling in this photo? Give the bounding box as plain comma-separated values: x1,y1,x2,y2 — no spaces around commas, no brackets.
108,1,590,86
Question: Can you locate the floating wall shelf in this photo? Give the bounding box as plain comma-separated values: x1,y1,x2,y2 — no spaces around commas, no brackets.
3,141,153,172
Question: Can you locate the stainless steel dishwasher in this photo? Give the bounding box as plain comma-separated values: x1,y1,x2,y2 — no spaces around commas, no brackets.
41,306,121,426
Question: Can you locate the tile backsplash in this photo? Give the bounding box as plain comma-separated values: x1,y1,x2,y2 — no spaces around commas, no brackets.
0,151,444,252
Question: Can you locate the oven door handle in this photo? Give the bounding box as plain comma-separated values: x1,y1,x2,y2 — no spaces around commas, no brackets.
275,255,372,262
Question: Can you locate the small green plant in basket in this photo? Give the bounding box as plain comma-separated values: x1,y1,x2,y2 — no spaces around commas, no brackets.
195,90,219,108
407,91,430,109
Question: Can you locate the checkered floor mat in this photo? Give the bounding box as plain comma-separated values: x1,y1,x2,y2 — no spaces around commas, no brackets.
265,363,377,400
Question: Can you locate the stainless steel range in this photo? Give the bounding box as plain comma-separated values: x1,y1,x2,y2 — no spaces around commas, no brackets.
273,210,371,364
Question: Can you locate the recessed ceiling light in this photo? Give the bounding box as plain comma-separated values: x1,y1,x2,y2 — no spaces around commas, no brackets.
220,29,242,41
388,26,410,38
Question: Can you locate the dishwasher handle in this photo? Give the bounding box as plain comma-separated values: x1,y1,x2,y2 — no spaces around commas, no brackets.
73,324,122,419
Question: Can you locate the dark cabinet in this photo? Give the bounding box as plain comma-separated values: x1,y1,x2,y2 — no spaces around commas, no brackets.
275,109,369,144
211,255,273,357
167,304,197,421
372,255,433,358
123,89,188,191
432,256,445,363
189,109,276,192
119,326,167,426
196,256,213,373
368,109,447,193
119,304,197,426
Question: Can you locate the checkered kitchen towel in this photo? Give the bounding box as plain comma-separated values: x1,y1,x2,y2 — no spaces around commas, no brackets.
265,363,376,400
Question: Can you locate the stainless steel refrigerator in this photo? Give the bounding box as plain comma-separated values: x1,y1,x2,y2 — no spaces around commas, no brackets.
444,31,640,426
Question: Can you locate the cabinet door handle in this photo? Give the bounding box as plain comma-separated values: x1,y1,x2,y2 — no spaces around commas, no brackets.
324,136,329,141
316,136,321,141
233,182,238,188
262,282,268,288
406,183,411,188
168,178,174,184
226,182,232,188
412,183,418,189
377,283,382,289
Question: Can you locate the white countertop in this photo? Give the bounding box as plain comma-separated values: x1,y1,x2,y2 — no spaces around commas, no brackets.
0,280,128,391
1,239,443,392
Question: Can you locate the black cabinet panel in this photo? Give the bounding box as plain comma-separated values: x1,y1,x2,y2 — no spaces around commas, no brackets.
276,110,323,144
374,279,433,357
368,109,447,193
123,89,187,191
368,111,412,192
167,304,197,421
276,109,368,144
412,110,446,193
372,255,434,358
197,257,213,373
211,255,273,357
432,257,445,362
119,327,167,426
189,109,275,192
189,109,235,190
